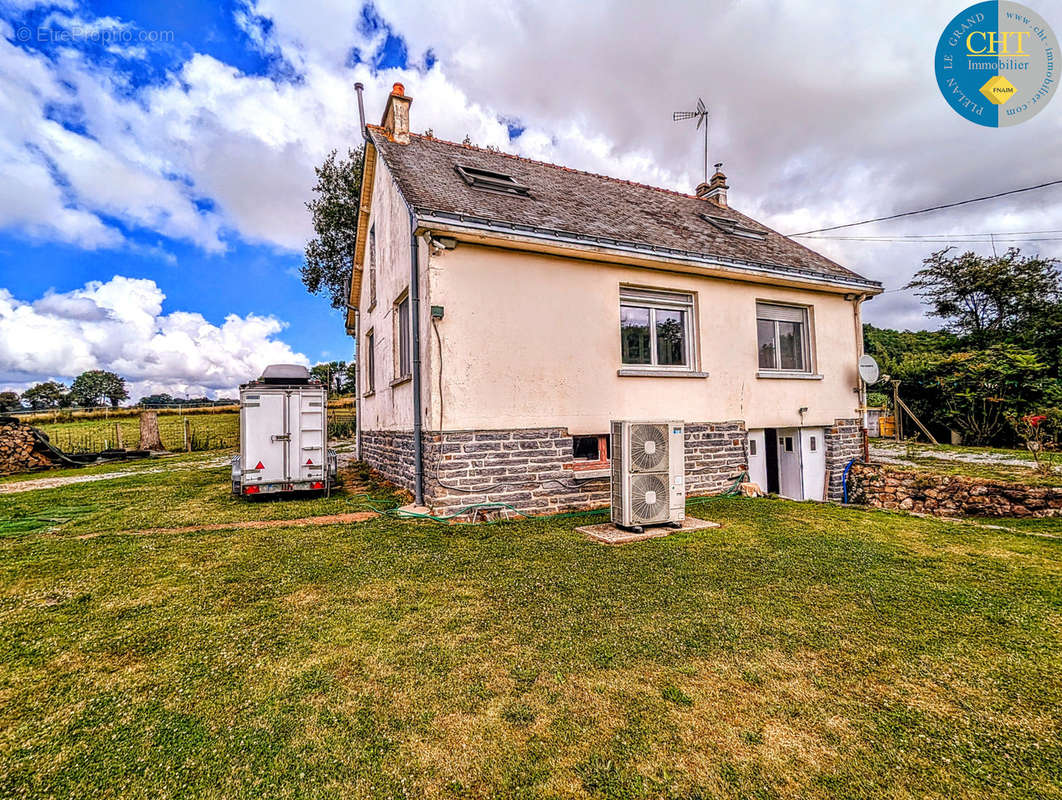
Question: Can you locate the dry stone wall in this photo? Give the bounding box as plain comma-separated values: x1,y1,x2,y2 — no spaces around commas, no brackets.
849,463,1062,517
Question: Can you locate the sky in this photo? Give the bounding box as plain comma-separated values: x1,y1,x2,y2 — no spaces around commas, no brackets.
1,0,1060,400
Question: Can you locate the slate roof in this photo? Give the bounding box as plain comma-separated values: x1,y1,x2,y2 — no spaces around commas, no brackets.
367,126,880,289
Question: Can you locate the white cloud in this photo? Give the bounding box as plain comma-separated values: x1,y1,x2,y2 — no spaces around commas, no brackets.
0,0,1059,332
0,276,308,399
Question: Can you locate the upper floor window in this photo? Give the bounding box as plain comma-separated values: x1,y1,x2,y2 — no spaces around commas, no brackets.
620,287,694,369
368,225,377,308
394,291,411,380
757,302,811,372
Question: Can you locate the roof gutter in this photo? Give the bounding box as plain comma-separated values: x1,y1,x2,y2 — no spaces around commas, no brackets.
416,209,883,294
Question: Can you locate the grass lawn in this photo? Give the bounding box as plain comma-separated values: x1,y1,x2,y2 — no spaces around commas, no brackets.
1,453,1060,798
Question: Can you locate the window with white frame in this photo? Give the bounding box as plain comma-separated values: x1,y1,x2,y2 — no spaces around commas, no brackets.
364,328,375,394
620,287,694,369
368,225,377,308
394,291,411,380
756,302,812,372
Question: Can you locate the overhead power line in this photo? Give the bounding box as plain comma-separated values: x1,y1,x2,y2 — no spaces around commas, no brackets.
803,228,1062,240
801,234,1062,244
787,179,1062,237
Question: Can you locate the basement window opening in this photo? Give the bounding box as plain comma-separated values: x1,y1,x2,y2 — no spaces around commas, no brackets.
570,435,610,470
698,212,767,241
455,164,531,197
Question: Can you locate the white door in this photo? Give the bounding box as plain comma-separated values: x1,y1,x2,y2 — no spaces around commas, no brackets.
243,390,290,485
776,428,803,500
747,429,767,492
295,390,326,483
799,427,826,501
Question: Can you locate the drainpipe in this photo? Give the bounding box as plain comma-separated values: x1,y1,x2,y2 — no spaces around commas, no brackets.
853,293,869,459
352,82,368,462
410,209,424,506
353,309,361,461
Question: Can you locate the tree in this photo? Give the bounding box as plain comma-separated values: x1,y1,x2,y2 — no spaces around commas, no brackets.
906,247,1062,348
69,370,129,408
20,381,67,409
897,345,1062,446
301,147,364,310
138,393,175,407
310,361,349,395
0,391,21,412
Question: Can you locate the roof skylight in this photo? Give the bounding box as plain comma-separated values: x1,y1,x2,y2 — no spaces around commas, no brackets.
455,164,530,197
698,213,767,241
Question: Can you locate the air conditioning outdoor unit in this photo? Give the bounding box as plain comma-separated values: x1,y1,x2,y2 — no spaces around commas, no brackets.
611,420,686,531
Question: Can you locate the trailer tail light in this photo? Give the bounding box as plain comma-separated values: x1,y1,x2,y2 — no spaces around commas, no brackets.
311,481,324,489
245,485,260,494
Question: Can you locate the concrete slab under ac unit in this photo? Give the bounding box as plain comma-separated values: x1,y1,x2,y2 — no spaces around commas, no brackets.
577,516,720,545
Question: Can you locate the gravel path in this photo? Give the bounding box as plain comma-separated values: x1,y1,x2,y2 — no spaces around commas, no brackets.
0,457,230,495
870,441,1050,470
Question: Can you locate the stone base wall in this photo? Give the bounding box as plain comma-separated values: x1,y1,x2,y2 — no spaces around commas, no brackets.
849,463,1062,517
0,417,62,476
825,418,862,502
361,422,749,515
359,429,417,494
424,427,602,515
684,422,748,495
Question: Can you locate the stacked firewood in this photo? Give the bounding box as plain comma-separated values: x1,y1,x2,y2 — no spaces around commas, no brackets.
0,418,61,476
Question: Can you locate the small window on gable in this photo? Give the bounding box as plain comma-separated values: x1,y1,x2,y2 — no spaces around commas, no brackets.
698,213,767,241
455,164,530,197
368,225,377,308
364,328,375,395
395,292,411,380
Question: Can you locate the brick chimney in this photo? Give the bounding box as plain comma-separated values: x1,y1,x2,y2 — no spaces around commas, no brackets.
381,82,412,144
696,163,729,208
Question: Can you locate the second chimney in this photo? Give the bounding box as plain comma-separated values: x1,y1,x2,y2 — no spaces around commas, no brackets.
696,163,729,208
381,82,412,144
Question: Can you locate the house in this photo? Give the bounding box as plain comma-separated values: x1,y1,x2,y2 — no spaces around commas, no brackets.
344,83,883,514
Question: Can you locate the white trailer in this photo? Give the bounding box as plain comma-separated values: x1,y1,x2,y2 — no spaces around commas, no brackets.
232,364,337,497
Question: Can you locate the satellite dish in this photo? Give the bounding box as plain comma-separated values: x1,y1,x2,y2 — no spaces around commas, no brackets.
858,355,880,384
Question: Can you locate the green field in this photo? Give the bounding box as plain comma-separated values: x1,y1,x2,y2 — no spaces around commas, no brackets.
31,408,357,455
0,453,1060,798
36,412,239,453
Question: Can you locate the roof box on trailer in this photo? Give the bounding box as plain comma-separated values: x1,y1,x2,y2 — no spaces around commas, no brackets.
258,364,312,384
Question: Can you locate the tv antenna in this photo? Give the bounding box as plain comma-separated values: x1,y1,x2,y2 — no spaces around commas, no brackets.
673,98,709,185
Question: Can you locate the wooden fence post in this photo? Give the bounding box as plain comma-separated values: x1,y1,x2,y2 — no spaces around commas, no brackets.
114,421,124,449
184,417,191,452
